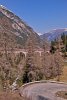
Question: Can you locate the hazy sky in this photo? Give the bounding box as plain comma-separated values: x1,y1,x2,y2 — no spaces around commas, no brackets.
0,0,67,34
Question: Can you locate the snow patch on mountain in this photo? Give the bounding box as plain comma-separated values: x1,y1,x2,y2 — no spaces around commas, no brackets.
40,28,67,41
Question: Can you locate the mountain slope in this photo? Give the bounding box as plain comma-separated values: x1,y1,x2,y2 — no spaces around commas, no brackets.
40,28,67,41
0,5,41,47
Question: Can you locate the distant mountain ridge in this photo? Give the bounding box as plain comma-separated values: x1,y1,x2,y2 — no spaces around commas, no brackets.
40,28,67,41
0,5,41,47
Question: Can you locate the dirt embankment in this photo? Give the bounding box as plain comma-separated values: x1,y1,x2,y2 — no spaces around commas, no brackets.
0,91,24,100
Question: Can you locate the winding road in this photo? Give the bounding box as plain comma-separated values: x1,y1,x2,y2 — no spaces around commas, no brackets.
20,81,67,100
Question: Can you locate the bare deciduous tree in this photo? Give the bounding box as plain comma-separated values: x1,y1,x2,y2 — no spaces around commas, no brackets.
23,36,36,83
42,39,64,80
0,31,24,89
53,49,64,81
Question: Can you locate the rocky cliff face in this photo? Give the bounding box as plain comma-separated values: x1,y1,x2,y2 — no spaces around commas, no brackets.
0,5,41,47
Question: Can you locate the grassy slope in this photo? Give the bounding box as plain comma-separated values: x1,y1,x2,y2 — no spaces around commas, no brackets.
60,65,67,82
50,62,67,82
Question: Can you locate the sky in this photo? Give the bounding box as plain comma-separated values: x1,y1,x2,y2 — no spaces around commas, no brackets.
0,0,67,34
